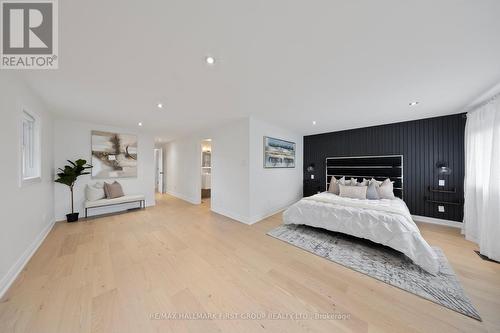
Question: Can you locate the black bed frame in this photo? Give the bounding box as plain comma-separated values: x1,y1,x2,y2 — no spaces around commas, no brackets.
325,155,404,199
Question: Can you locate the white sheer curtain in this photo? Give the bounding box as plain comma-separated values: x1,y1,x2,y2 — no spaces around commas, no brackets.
463,96,500,261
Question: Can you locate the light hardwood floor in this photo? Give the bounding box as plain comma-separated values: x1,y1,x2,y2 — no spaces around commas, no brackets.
1,194,499,333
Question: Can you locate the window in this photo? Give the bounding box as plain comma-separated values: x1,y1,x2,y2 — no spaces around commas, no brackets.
21,110,41,182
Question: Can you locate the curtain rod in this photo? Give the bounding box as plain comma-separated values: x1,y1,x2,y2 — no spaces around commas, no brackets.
466,92,500,114
464,81,500,114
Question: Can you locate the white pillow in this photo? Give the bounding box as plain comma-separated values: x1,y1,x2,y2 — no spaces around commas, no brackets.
93,181,104,189
359,178,369,186
328,176,346,195
366,180,380,200
347,178,358,186
339,184,367,199
85,183,105,201
377,178,396,199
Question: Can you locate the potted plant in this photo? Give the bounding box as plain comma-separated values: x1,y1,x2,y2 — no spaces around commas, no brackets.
55,159,93,222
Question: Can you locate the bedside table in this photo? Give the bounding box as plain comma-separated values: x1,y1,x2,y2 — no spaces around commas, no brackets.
303,179,321,197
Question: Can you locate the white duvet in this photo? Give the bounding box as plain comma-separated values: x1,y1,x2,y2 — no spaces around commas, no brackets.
283,192,440,275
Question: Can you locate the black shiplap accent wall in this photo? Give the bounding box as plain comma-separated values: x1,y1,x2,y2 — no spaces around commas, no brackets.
304,113,466,222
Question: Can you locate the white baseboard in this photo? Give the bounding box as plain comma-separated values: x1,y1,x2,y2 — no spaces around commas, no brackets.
412,215,462,229
211,205,251,225
248,210,280,225
0,220,55,299
248,199,299,225
211,199,298,225
166,190,200,205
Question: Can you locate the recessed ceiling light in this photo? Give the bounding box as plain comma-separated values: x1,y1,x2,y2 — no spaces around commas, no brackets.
312,120,317,125
409,101,419,106
138,122,143,126
205,56,215,65
157,103,163,109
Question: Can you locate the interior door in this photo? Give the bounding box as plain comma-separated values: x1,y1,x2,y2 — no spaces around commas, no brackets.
157,149,163,193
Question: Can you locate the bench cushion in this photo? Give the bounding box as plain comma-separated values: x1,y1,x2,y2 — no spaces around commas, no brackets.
85,194,145,208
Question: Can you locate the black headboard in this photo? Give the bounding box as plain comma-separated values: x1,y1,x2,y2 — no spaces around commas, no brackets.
325,155,403,198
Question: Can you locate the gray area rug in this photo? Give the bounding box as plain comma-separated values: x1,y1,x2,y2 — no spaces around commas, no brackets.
267,224,481,321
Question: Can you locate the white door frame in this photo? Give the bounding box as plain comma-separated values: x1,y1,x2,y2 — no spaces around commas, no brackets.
154,148,164,193
200,140,212,205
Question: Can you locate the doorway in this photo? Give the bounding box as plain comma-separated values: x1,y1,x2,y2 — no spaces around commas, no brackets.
154,148,164,193
201,139,212,203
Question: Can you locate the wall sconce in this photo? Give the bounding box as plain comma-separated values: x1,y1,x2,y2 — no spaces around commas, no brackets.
306,163,315,173
436,162,452,175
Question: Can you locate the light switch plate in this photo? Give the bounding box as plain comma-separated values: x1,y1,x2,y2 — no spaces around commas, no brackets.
311,174,315,179
438,205,445,213
438,179,445,186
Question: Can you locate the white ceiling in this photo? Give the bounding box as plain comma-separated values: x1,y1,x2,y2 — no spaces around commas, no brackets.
21,0,500,140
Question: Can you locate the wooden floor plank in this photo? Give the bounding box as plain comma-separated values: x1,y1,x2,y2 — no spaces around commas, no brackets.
0,194,498,333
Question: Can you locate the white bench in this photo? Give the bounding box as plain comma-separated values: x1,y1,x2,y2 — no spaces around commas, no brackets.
84,194,145,218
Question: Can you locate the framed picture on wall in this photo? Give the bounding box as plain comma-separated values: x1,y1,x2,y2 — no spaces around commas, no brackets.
91,130,138,178
263,136,296,168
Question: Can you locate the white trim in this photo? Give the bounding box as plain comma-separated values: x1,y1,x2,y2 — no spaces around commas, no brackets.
166,190,201,205
412,215,462,229
21,176,42,187
19,107,42,187
211,205,251,225
0,220,55,299
248,199,299,225
248,209,281,225
211,199,298,225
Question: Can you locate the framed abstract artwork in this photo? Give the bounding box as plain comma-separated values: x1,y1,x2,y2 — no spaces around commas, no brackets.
91,130,138,178
263,136,295,168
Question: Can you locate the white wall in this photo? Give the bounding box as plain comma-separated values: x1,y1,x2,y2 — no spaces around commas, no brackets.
164,136,203,204
0,73,55,297
210,118,250,222
54,119,156,220
249,117,303,223
163,117,302,224
163,118,250,218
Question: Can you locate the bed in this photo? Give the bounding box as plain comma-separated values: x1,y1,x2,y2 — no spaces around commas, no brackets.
283,155,440,275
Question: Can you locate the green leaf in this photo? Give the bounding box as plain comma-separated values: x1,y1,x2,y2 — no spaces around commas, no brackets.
55,159,93,187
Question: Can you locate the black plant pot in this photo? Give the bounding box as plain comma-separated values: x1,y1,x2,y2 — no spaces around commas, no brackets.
66,212,79,223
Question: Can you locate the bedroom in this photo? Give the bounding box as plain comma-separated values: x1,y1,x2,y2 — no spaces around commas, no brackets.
1,1,500,332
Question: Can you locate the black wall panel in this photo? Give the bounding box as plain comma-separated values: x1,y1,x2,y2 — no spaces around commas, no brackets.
303,113,466,222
